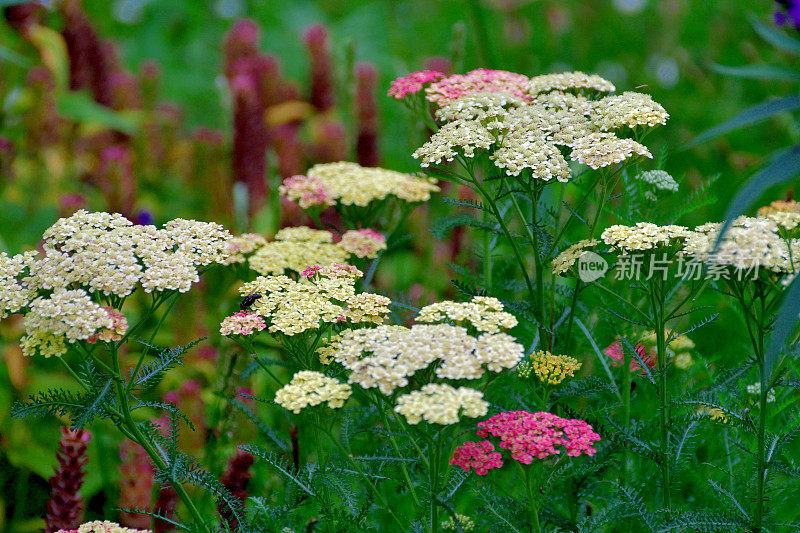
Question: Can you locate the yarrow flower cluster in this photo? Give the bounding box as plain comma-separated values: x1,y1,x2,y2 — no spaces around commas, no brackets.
450,411,600,474
552,239,600,276
232,264,390,336
415,296,518,333
320,323,524,394
601,222,692,253
604,340,657,375
408,69,667,181
220,233,268,265
55,521,151,533
682,217,800,273
441,514,475,531
448,440,503,476
87,307,128,344
274,371,352,413
517,350,582,385
219,311,267,336
280,162,439,209
394,384,488,425
388,70,445,99
248,226,385,275
635,170,679,192
338,229,387,258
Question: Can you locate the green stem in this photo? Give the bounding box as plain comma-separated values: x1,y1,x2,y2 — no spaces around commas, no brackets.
653,282,670,508
375,397,421,508
523,466,541,533
429,435,442,533
753,288,768,533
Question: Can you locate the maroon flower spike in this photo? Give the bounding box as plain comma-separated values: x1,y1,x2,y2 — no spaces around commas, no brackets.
44,427,91,533
153,484,178,533
3,2,42,36
354,62,380,167
94,144,137,218
303,24,335,112
218,449,255,531
424,56,453,76
118,439,154,529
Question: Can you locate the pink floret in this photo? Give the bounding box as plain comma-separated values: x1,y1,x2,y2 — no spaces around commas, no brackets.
449,440,503,475
604,341,656,376
425,68,531,105
388,70,445,99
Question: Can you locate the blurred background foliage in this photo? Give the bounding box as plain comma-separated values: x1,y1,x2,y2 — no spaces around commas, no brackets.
0,0,797,531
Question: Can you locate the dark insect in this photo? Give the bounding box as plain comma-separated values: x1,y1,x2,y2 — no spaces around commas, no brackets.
240,293,262,310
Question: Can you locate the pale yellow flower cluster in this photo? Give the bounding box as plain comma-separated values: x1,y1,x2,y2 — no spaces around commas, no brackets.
338,229,387,259
601,222,692,253
394,384,488,425
552,239,600,276
220,233,268,265
414,70,666,180
56,520,151,533
0,251,37,318
274,371,352,413
526,71,616,95
517,350,582,385
248,228,349,276
683,217,799,273
698,406,728,423
416,296,518,333
302,162,440,206
237,264,390,336
757,199,800,217
322,324,524,394
442,514,475,532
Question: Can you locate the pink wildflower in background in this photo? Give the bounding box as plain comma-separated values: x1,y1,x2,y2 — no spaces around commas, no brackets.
449,440,503,475
118,440,154,529
388,70,445,99
425,68,531,104
280,174,333,209
218,449,255,531
355,62,380,167
604,340,656,375
338,229,387,258
45,427,91,533
303,24,335,112
220,311,267,336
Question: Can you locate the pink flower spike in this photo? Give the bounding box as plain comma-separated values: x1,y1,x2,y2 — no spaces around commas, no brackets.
388,70,445,99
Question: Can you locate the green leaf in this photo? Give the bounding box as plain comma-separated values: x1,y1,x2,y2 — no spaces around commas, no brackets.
711,63,800,83
0,44,31,67
56,91,139,135
684,95,800,148
718,146,800,238
750,12,800,55
767,276,800,380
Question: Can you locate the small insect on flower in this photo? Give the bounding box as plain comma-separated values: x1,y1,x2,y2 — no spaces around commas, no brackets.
240,293,262,310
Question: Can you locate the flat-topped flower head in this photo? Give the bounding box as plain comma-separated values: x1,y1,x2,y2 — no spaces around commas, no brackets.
220,233,268,265
0,251,37,318
683,216,798,273
338,229,387,259
278,174,333,209
413,119,495,167
56,520,151,532
757,199,800,217
477,410,600,462
323,323,523,394
249,237,349,276
274,371,352,413
388,70,445,99
552,239,599,276
219,311,267,336
601,222,692,253
517,350,581,385
435,92,524,122
449,440,503,476
415,296,518,333
283,162,440,208
426,69,531,105
636,170,679,192
526,71,615,95
591,91,669,130
275,226,334,243
394,384,488,425
569,132,652,169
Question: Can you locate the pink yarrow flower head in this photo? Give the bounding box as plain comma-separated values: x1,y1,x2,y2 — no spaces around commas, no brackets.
220,311,267,336
604,340,656,376
388,70,445,99
338,229,387,259
449,440,503,475
425,68,531,105
87,307,128,344
279,174,333,209
477,410,600,464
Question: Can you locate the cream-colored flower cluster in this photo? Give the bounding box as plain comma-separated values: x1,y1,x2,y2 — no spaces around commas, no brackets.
281,162,440,208
56,520,151,533
321,324,523,394
274,371,352,413
236,264,390,336
394,384,488,425
517,350,582,385
416,296,518,333
0,251,37,318
601,222,692,253
552,239,599,276
767,211,800,231
220,233,268,265
682,217,799,273
635,170,679,192
338,229,387,258
414,70,667,180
